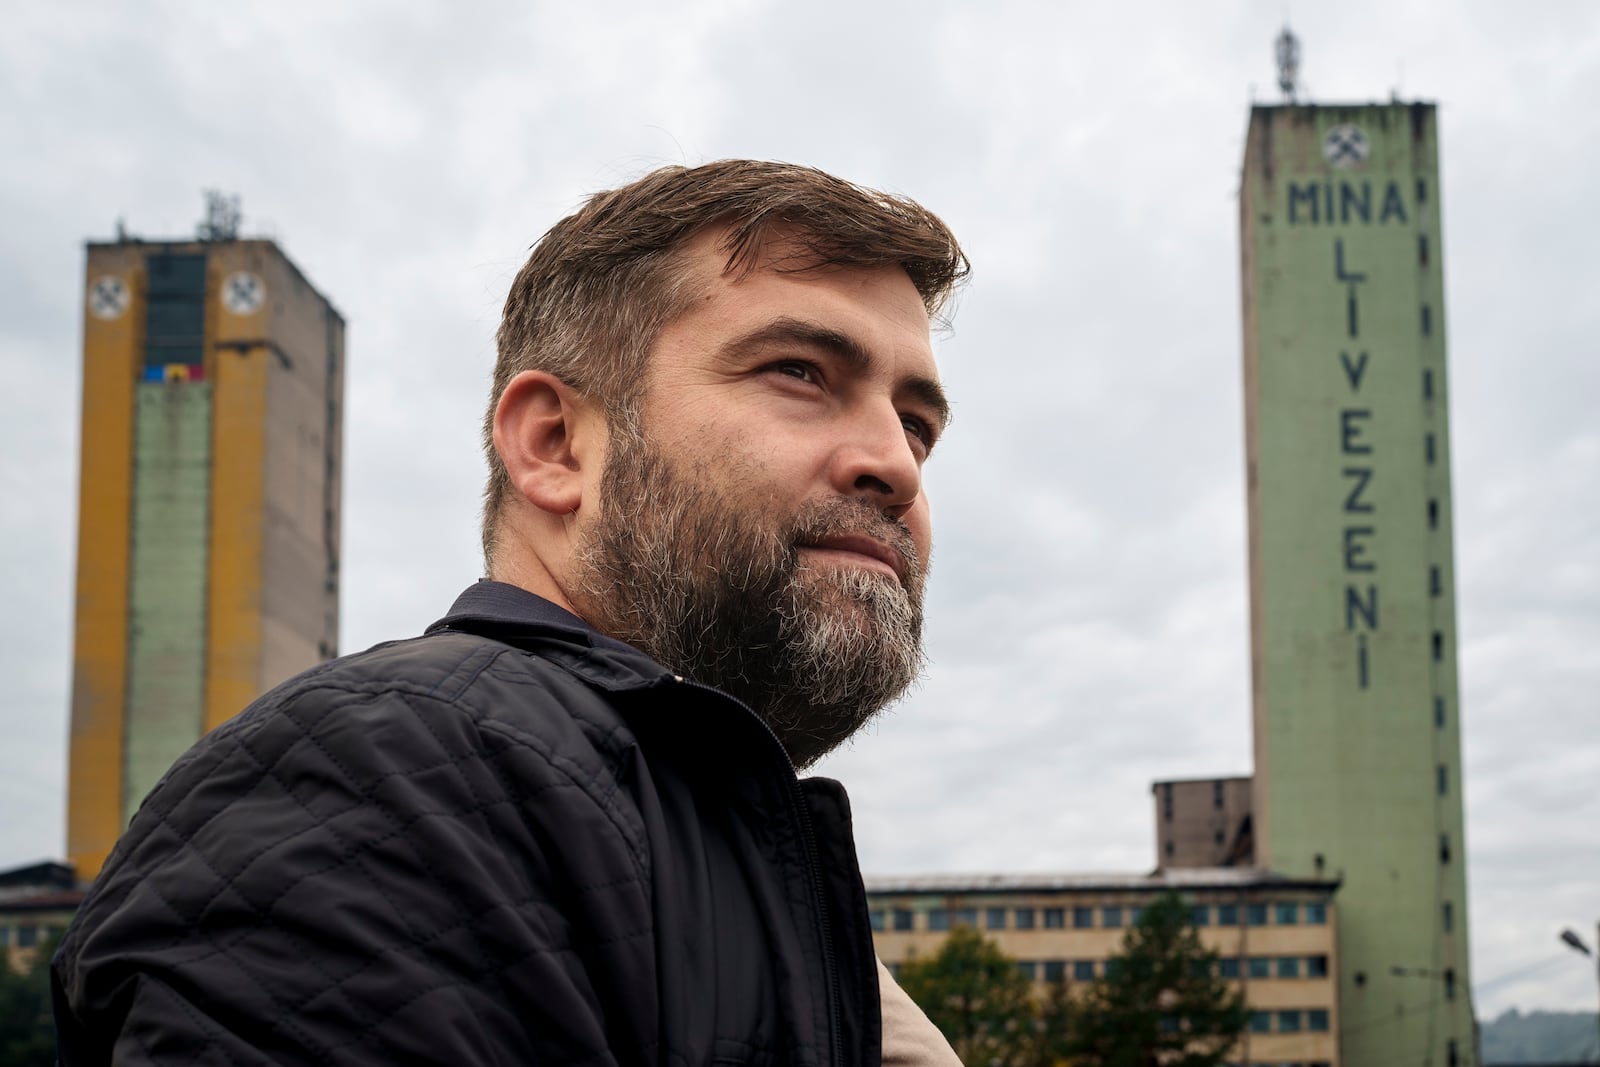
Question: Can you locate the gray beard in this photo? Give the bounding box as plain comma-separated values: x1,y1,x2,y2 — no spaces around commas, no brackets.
569,426,927,768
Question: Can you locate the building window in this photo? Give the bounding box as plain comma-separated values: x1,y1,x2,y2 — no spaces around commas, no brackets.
1213,780,1225,808
1219,958,1240,979
1276,902,1298,924
1130,907,1144,924
1423,369,1435,400
1277,957,1301,979
1438,764,1449,796
928,909,950,932
0,926,9,948
1426,432,1437,464
1016,961,1038,981
1305,902,1328,925
1043,960,1065,983
1249,1012,1271,1034
1103,907,1123,929
1443,901,1454,933
1104,959,1124,979
1308,954,1329,978
16,925,38,949
1444,968,1456,1000
893,908,913,931
1449,1039,1459,1067
1044,908,1065,929
1163,783,1174,821
1279,1010,1302,1033
1072,906,1092,929
1433,631,1445,661
1074,960,1096,981
1015,907,1035,930
1422,304,1433,337
888,961,900,979
1248,957,1271,979
1440,832,1452,864
1191,904,1210,926
1309,1009,1330,1032
1428,498,1439,529
869,909,886,932
986,907,1007,931
1246,903,1268,926
1217,903,1239,926
1435,697,1446,728
1165,840,1175,858
954,908,978,929
1430,566,1442,596
1213,829,1224,847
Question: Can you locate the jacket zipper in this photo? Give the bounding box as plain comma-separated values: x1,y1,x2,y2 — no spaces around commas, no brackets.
677,678,847,1067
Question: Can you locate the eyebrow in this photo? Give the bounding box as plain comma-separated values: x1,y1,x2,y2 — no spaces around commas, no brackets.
727,316,954,433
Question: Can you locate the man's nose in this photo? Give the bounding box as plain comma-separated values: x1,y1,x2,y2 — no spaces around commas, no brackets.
829,402,922,519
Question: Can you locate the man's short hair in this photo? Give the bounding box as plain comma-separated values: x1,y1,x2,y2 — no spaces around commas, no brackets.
482,159,969,569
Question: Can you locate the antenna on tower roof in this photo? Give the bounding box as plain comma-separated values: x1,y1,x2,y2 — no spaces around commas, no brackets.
198,190,242,241
1275,26,1301,102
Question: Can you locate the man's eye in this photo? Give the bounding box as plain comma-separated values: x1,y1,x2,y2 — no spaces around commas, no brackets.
773,360,819,383
902,414,935,451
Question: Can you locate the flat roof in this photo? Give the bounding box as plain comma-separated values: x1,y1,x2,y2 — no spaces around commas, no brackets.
864,867,1340,894
83,236,344,323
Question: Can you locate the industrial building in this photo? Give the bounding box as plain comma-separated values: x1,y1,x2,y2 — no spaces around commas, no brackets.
866,92,1473,1067
1239,100,1472,1066
0,862,85,974
69,202,344,880
1153,776,1255,869
868,869,1341,1067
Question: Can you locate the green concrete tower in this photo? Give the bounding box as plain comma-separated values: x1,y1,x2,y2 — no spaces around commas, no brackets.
1241,103,1472,1066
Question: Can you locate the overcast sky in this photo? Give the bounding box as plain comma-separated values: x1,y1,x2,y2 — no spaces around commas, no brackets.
3,0,1596,1019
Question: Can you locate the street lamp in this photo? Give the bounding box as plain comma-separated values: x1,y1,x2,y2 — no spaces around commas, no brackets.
1558,924,1600,1063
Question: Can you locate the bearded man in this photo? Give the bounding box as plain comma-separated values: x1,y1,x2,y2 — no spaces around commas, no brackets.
54,161,967,1066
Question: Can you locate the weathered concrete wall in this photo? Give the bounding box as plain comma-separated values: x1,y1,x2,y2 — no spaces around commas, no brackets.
1241,102,1472,1066
69,247,144,876
69,237,343,880
124,381,211,818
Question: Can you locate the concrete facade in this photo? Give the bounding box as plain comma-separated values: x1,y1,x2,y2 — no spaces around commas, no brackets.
1240,103,1472,1067
869,870,1340,1067
1154,776,1256,868
69,237,343,879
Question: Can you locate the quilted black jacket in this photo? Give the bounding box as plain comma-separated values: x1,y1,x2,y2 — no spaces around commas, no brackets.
53,582,883,1066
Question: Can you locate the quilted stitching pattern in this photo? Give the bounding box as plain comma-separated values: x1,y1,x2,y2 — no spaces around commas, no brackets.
57,633,658,1066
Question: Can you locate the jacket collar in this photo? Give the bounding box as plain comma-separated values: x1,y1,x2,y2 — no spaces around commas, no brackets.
426,580,677,692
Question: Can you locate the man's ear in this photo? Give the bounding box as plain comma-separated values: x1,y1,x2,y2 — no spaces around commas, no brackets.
492,370,600,517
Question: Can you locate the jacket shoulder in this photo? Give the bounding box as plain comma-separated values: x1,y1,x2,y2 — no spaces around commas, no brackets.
55,631,659,1064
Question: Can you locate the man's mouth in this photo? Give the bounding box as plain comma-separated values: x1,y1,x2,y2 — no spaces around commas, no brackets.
798,534,908,582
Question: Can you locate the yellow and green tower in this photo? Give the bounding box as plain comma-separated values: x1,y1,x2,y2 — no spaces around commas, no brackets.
1241,102,1472,1066
70,216,344,880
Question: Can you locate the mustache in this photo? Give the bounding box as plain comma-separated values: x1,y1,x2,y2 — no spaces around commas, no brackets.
786,498,922,587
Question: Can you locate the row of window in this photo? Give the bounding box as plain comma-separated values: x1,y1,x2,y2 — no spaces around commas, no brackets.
1005,955,1330,983
1250,1009,1331,1034
871,900,1328,933
1227,955,1330,980
0,923,57,948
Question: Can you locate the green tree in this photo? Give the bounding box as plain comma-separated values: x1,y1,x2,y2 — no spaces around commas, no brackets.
898,924,1042,1066
1031,972,1076,1067
1065,893,1248,1067
0,937,59,1067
